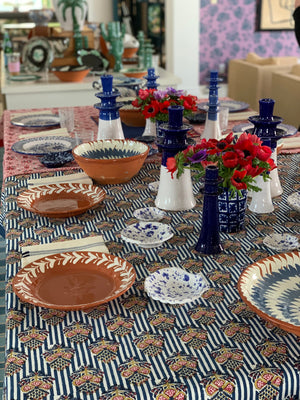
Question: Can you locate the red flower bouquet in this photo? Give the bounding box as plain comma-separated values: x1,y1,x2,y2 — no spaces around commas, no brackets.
131,87,198,122
167,132,276,196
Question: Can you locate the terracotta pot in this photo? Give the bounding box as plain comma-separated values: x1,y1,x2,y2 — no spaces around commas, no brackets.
52,68,90,82
119,108,146,127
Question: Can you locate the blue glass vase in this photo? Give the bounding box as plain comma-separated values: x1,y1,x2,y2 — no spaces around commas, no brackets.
195,165,223,254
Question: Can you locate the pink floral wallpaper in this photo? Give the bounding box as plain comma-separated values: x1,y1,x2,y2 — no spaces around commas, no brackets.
200,0,300,83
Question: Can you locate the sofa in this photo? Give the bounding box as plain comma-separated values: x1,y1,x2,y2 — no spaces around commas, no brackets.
228,53,298,111
271,64,300,129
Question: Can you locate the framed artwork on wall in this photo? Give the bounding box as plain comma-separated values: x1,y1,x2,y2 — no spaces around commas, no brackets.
256,0,294,31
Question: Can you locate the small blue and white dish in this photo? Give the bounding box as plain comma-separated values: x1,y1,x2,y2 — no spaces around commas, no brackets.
121,221,173,248
12,136,77,155
133,207,166,222
232,122,298,138
287,192,300,213
40,151,74,168
144,267,209,304
263,233,299,252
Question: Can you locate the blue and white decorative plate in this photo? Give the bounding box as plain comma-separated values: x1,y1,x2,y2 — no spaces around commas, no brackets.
11,113,60,128
263,233,299,252
133,207,166,222
121,222,173,248
198,100,249,113
40,151,74,168
287,192,300,213
232,122,298,137
144,267,209,304
12,136,77,155
238,251,300,335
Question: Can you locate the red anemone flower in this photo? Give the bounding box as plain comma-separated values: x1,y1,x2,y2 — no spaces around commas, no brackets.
166,157,178,179
230,170,247,190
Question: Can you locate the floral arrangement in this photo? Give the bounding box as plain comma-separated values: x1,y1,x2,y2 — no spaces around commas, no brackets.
131,87,198,122
166,132,276,196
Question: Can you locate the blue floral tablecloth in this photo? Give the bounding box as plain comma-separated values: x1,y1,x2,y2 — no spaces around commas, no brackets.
3,155,300,400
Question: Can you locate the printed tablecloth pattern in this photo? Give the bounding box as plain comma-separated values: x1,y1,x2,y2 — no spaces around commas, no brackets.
3,155,300,400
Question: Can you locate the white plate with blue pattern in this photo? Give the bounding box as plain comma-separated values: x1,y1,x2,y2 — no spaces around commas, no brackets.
238,251,300,335
11,113,60,128
263,233,299,252
12,136,77,155
133,207,166,222
144,267,209,304
232,122,298,137
287,192,300,213
121,221,173,248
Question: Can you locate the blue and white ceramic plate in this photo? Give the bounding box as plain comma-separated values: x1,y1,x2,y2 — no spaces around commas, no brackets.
144,267,209,304
287,192,300,213
40,151,74,168
232,122,298,137
238,251,300,335
133,207,166,222
12,136,77,155
198,100,249,113
121,222,173,248
263,233,299,252
11,113,60,128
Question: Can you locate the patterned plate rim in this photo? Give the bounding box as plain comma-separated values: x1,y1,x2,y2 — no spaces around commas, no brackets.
12,251,136,310
17,183,106,218
10,113,60,128
198,100,249,113
11,136,77,155
237,251,300,335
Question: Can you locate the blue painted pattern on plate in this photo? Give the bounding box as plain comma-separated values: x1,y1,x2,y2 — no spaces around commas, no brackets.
12,136,77,155
10,113,60,128
121,222,173,248
287,192,300,213
144,267,209,304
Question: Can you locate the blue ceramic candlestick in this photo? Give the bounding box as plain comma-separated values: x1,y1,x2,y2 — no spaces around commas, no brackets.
202,70,221,140
195,165,223,254
144,67,159,89
155,105,196,211
94,74,124,140
248,98,283,198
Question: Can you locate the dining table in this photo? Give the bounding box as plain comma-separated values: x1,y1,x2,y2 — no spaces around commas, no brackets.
1,103,300,400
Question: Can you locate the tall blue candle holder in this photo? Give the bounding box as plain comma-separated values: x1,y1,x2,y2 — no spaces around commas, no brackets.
144,67,159,89
94,74,124,140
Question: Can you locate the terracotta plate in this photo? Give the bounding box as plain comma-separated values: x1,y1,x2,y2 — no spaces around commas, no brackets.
238,251,300,336
12,251,136,310
17,183,106,218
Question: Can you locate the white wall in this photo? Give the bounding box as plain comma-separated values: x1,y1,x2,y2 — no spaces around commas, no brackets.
86,0,113,23
165,0,200,94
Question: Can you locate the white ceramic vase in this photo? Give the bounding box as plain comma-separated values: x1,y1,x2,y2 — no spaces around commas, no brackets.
249,175,274,214
155,166,196,211
52,0,88,31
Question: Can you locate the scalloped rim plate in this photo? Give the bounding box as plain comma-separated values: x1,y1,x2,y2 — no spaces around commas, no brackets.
121,221,173,248
238,251,300,335
17,183,106,218
12,136,77,155
287,192,300,213
263,233,299,252
144,267,209,304
133,207,166,222
12,251,136,310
